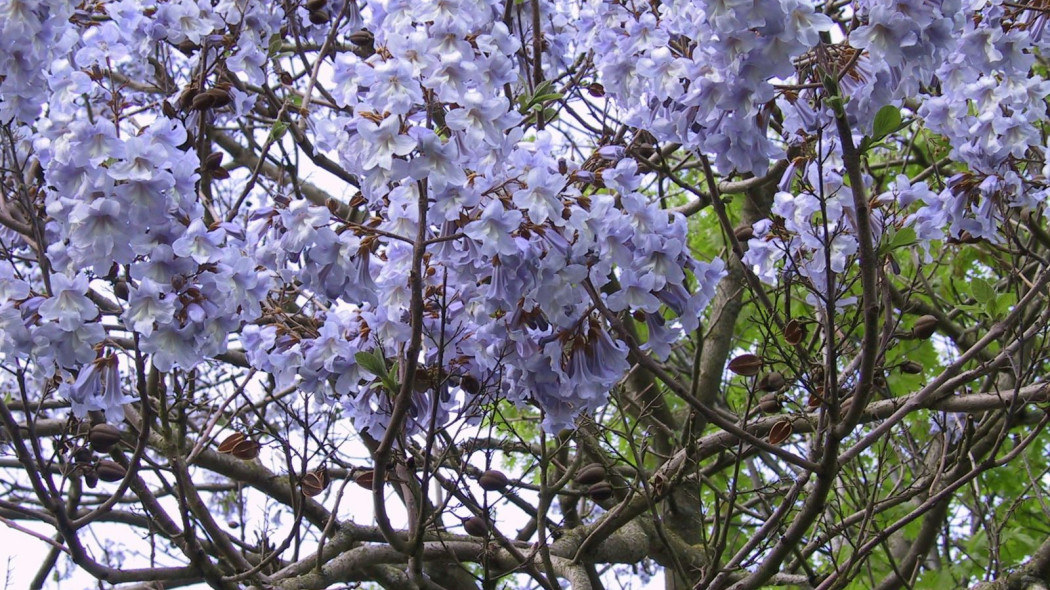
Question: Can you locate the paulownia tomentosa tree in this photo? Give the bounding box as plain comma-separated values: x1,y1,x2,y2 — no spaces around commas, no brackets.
1,0,1049,589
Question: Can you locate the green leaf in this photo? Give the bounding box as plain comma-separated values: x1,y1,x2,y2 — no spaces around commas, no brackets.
887,227,917,251
269,121,289,142
872,105,902,140
268,34,284,57
971,277,995,305
355,351,388,379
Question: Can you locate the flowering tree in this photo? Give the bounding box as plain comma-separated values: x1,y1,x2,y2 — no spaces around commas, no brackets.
1,0,1050,588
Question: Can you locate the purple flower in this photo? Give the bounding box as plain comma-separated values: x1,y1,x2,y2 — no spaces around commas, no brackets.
38,273,96,331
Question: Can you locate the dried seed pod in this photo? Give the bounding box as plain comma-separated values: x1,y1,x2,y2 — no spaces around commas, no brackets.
783,318,806,346
459,374,481,395
218,432,261,460
911,315,939,340
733,225,754,242
462,516,489,537
162,100,177,119
175,40,200,55
96,459,127,482
190,91,216,111
586,82,605,97
728,354,763,376
84,471,98,489
807,392,823,409
768,420,793,445
758,371,786,392
308,9,329,24
204,151,224,170
203,87,232,108
587,481,614,501
574,463,606,486
178,86,199,110
757,393,781,414
353,469,375,489
348,29,374,46
478,469,509,491
305,0,327,10
88,423,122,453
300,466,330,497
900,360,924,374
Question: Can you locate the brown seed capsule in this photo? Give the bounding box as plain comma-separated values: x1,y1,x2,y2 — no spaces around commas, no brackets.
733,225,754,242
203,87,232,108
96,459,127,482
911,315,939,340
728,354,763,376
758,371,786,392
308,9,329,24
462,516,489,537
757,393,781,414
84,471,98,489
478,469,509,491
204,151,224,170
587,481,614,501
586,82,605,97
768,420,793,445
348,29,374,46
300,466,330,497
900,360,924,375
88,423,122,453
783,318,806,346
178,86,199,111
190,91,216,111
176,40,200,56
217,432,261,460
574,463,606,486
162,100,177,119
353,469,375,489
305,0,327,10
459,374,481,395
